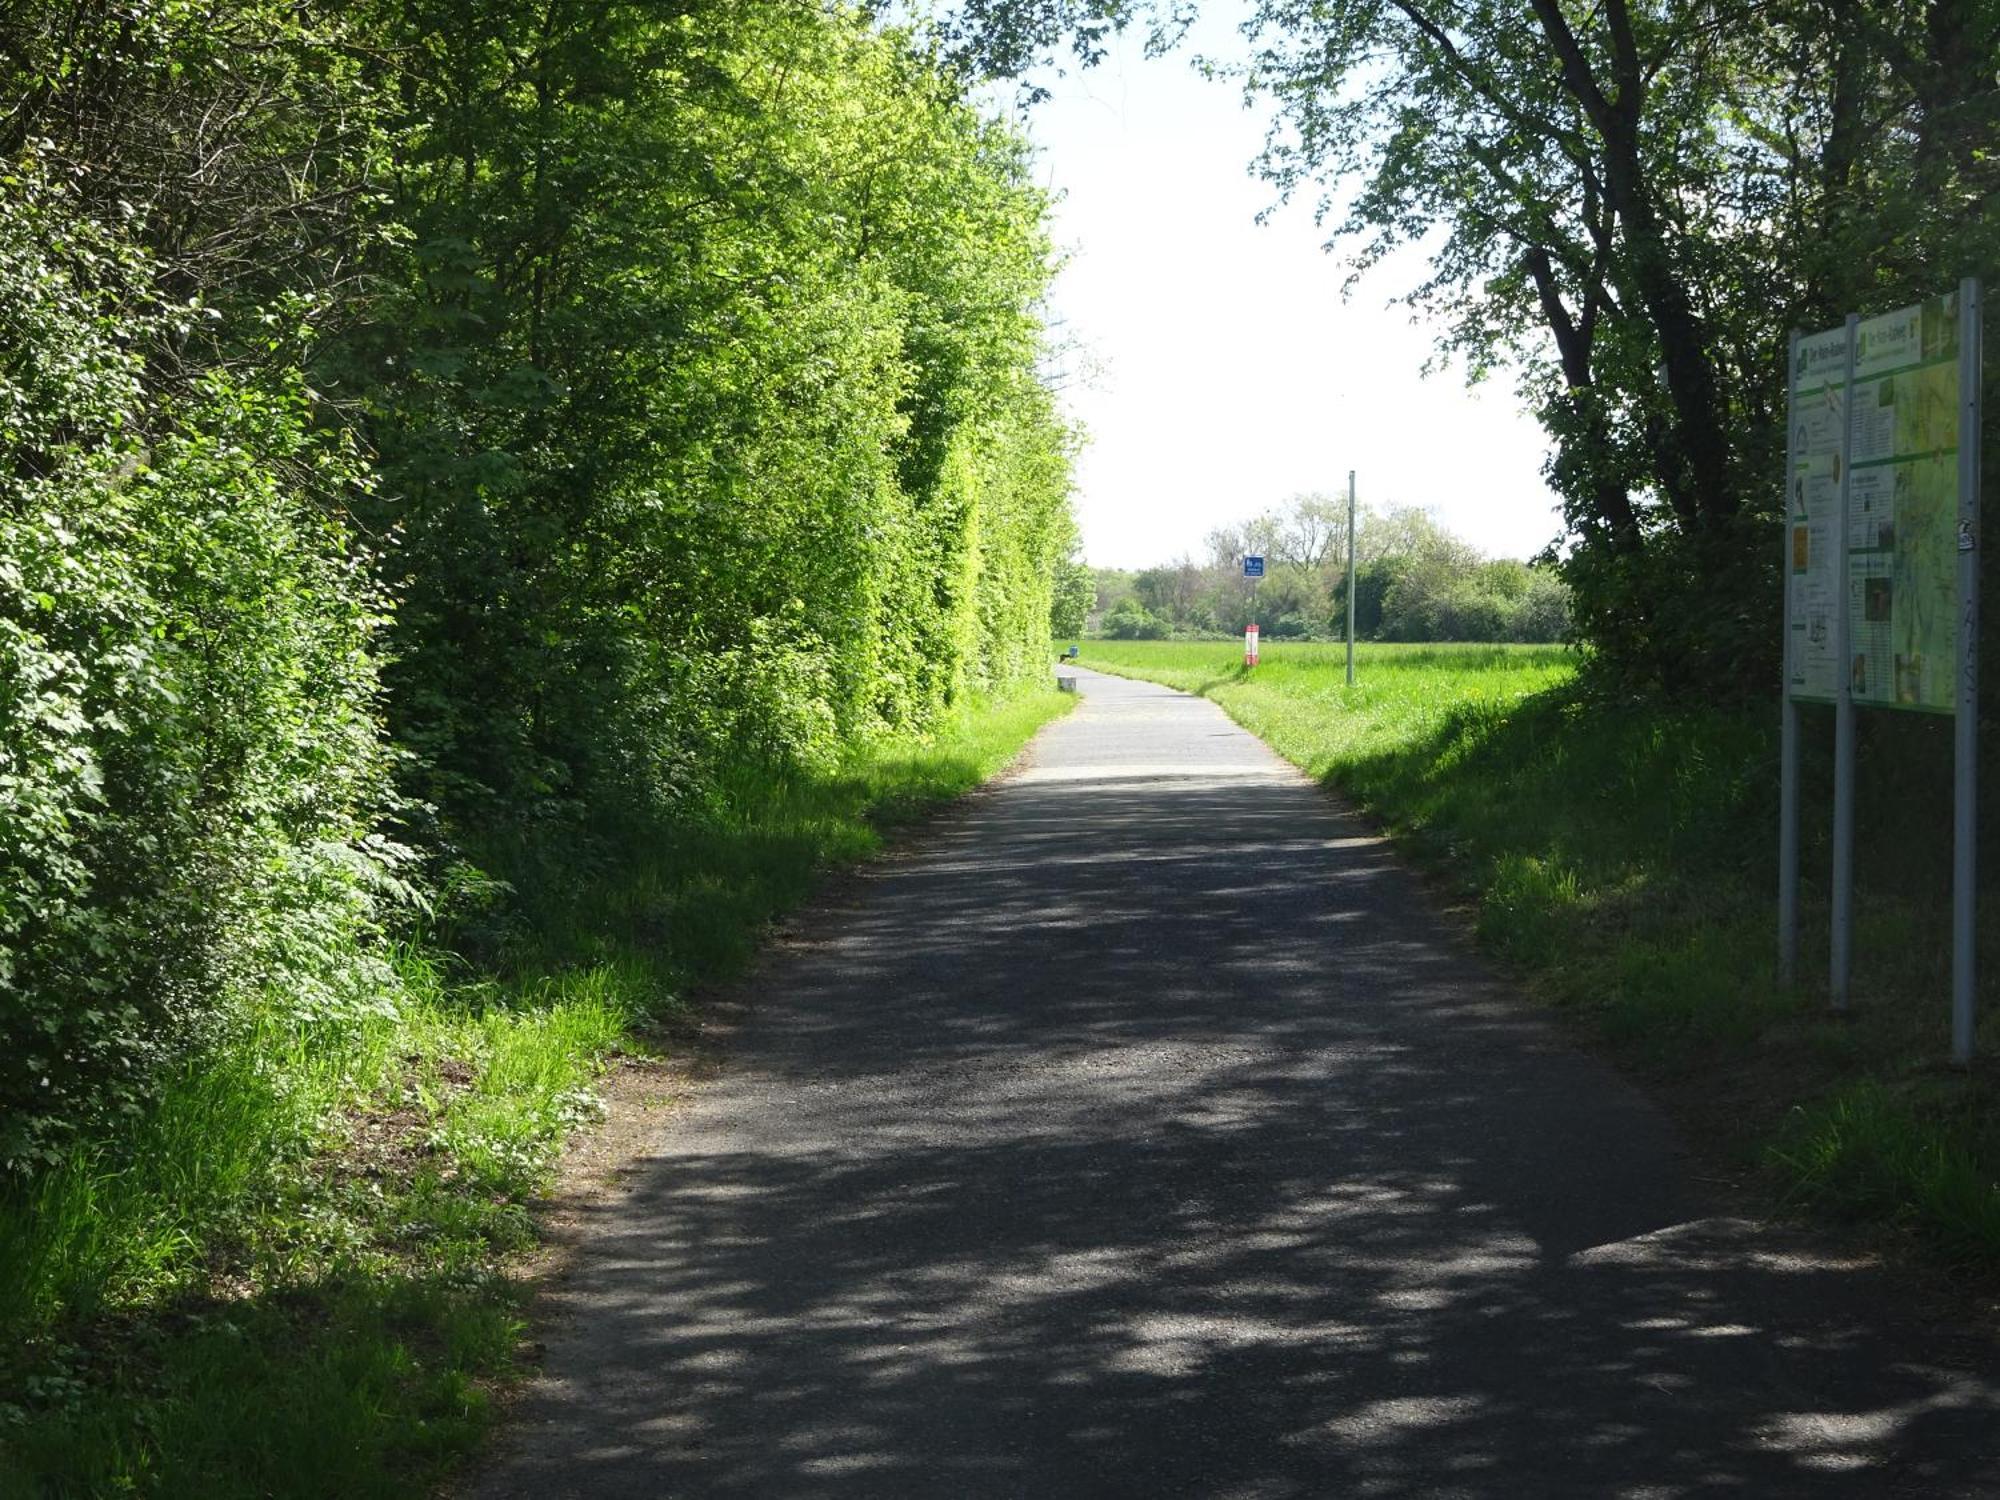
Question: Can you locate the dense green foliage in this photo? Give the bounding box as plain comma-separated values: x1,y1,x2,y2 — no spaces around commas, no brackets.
2,0,1075,1484
0,166,400,1172
1084,640,2000,1266
955,0,1999,693
2,0,1073,1168
346,2,1075,819
1049,548,1095,639
1092,492,1568,642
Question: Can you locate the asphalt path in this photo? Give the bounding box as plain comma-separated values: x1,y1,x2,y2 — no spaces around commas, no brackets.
477,667,2000,1498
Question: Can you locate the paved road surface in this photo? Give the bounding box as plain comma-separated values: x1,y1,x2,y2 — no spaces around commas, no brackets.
477,668,1999,1498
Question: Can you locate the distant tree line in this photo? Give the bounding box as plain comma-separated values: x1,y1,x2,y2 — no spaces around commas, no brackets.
950,0,1999,694
1087,494,1569,643
0,1,1075,1169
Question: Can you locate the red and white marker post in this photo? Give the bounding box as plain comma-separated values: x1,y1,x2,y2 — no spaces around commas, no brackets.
1244,622,1260,667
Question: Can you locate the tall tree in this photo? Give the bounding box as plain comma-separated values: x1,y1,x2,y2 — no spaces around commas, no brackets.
946,0,1999,691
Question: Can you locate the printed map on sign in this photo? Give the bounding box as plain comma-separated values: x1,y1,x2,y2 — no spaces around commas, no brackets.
1785,292,1962,712
1846,295,1960,711
1786,326,1849,703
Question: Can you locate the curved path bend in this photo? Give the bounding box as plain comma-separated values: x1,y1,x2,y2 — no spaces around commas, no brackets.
478,667,1999,1498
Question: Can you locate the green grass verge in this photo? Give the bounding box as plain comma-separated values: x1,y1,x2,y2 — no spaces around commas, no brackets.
0,687,1070,1498
1082,639,2000,1269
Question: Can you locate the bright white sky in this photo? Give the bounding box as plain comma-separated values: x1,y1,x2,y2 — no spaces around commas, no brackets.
997,18,1565,569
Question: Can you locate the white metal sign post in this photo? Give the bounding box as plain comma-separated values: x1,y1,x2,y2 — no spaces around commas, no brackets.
1953,278,1982,1064
1346,470,1358,686
1777,280,1982,1061
1778,330,1803,989
1830,312,1859,1011
1243,554,1264,667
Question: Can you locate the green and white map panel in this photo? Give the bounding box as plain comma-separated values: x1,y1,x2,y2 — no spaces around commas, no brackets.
1847,295,1961,711
1787,327,1850,703
1785,292,1963,713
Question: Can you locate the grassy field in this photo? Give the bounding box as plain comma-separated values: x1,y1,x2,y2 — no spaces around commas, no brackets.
1083,640,2000,1270
0,688,1070,1498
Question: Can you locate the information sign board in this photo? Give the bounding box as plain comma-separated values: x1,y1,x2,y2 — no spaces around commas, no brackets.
1845,295,1963,710
1786,292,1965,711
1787,327,1849,703
1242,555,1265,578
1777,278,1981,1065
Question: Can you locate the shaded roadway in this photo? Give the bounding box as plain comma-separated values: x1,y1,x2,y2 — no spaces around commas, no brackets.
477,667,2000,1497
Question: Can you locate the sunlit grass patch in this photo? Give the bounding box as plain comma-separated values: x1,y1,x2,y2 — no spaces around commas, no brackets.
1475,852,1586,965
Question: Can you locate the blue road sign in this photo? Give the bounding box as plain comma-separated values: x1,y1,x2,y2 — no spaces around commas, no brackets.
1243,555,1265,578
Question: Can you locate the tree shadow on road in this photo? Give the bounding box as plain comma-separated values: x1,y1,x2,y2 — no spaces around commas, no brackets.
482,751,2000,1499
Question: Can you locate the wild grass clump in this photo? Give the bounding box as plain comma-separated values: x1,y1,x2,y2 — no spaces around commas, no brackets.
1773,1083,2000,1268
1084,639,2000,1267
